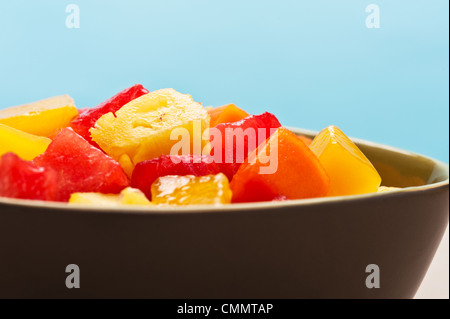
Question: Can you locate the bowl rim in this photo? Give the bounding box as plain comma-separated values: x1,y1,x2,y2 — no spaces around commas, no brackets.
0,127,448,215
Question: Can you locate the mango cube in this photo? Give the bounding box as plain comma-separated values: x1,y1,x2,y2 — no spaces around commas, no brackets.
0,95,78,137
309,125,381,196
0,124,51,160
151,173,232,205
90,89,210,167
69,187,153,206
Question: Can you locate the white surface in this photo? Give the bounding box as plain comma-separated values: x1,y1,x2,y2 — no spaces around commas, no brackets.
414,226,449,299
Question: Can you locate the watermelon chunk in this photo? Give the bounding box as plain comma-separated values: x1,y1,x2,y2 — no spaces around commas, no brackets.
33,128,129,202
131,155,221,199
71,84,149,147
210,112,281,180
0,152,58,201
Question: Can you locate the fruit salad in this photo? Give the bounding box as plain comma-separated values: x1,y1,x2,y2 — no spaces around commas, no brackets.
0,84,389,207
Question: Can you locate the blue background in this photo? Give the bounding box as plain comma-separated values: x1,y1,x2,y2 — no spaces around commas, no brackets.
0,0,448,162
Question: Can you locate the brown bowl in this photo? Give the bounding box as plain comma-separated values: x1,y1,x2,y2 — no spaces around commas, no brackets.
0,128,448,299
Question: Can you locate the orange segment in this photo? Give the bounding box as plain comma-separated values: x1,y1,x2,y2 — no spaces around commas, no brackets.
309,125,381,196
208,104,249,127
151,173,232,205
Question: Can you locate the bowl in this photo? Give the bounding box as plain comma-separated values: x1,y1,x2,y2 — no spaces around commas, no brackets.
0,128,448,299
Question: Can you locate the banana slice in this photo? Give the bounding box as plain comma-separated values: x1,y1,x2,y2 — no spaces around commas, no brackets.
90,89,210,167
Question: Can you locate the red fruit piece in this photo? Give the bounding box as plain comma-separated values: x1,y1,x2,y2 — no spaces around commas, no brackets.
33,128,129,202
0,152,58,201
210,112,281,180
131,155,221,199
71,84,149,147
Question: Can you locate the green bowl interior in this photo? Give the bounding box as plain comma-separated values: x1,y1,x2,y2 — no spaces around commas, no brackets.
298,130,449,188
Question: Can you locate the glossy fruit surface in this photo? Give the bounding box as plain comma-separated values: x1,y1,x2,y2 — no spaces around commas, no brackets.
91,88,210,167
69,187,152,206
0,124,51,161
297,135,313,146
34,128,129,202
230,127,330,203
309,125,381,196
0,95,78,137
211,112,281,180
119,187,154,205
131,154,220,199
208,104,249,127
0,153,58,201
71,84,148,147
151,173,232,205
377,186,399,192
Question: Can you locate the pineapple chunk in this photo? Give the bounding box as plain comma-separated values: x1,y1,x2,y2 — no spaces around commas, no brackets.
118,154,135,179
90,89,210,167
69,187,153,206
377,186,400,192
69,193,119,206
0,124,51,160
151,173,232,205
309,125,381,196
0,95,78,137
119,187,153,205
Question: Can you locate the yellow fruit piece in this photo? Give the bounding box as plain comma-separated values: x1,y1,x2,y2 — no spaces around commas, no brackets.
377,186,400,192
119,187,153,205
69,193,119,206
90,88,210,167
309,125,381,197
119,154,135,179
0,95,78,137
152,173,232,205
69,187,153,206
0,123,51,160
